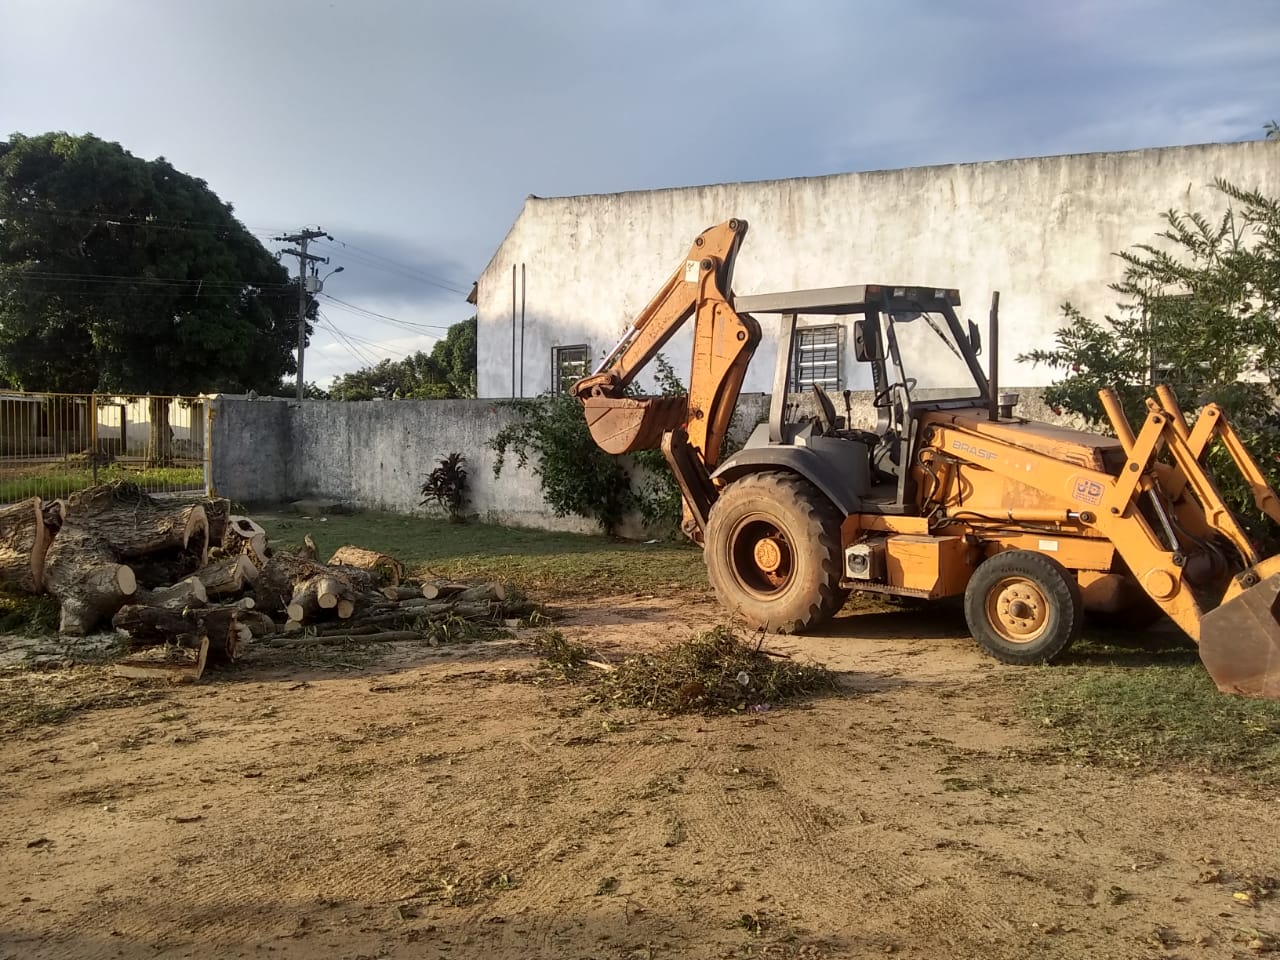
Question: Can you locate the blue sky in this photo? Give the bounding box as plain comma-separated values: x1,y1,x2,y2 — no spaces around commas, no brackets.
2,0,1277,384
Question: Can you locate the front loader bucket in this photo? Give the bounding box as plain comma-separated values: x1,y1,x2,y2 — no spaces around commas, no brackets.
1199,571,1280,699
581,395,687,454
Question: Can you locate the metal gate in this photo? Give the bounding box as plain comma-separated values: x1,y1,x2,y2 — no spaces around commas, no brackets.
0,392,211,504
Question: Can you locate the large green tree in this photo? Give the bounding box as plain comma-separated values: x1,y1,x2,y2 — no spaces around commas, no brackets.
0,132,297,398
328,316,476,400
1019,177,1280,545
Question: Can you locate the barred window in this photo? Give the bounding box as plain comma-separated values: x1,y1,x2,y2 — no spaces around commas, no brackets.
790,325,841,392
551,344,590,395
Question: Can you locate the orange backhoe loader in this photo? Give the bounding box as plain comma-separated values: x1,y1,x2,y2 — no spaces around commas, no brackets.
574,219,1280,699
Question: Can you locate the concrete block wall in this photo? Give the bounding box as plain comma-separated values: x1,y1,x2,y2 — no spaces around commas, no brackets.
209,390,1079,534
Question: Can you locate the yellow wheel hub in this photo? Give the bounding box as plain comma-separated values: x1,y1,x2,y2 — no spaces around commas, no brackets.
753,536,784,573
986,577,1049,644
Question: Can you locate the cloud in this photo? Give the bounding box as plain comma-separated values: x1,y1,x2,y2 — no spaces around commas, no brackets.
2,0,1276,385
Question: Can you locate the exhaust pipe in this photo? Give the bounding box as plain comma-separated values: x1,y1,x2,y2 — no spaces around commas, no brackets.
988,291,1000,422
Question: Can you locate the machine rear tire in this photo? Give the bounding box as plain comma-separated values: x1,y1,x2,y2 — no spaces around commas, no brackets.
705,472,846,633
964,550,1082,665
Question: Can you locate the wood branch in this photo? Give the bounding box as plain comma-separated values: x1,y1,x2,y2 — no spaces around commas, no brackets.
420,581,467,600
285,572,355,624
44,527,137,635
299,533,318,561
383,584,426,601
326,546,404,586
260,630,424,647
195,555,256,597
457,582,506,603
0,497,51,593
135,576,208,611
236,610,277,638
223,515,268,565
336,598,356,620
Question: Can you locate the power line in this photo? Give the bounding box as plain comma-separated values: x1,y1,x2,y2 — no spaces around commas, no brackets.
9,270,289,289
0,205,289,239
319,237,468,294
319,293,455,332
317,313,380,369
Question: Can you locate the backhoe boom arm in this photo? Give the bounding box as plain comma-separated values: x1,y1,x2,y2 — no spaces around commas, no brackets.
573,219,760,472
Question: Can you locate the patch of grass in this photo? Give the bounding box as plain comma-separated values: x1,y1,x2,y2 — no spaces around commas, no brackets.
1021,633,1280,784
0,590,59,635
0,463,203,502
258,511,707,597
599,625,837,716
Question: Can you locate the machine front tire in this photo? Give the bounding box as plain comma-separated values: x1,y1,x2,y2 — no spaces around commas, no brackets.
705,472,846,633
964,550,1082,665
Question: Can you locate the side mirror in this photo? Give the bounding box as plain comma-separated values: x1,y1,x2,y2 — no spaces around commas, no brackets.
853,319,882,362
968,319,982,355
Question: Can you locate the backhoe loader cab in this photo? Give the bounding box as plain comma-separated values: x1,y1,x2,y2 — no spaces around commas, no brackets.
575,218,1280,698
723,284,990,518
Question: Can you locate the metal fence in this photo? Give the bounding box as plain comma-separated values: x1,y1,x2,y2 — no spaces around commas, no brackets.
0,392,210,504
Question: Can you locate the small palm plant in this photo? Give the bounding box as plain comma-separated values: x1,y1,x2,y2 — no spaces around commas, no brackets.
420,452,468,522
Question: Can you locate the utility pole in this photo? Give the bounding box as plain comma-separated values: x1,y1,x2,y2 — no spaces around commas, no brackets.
274,227,331,400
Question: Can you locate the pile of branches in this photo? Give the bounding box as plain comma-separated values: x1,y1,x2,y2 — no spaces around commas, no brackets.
0,482,532,681
534,625,837,715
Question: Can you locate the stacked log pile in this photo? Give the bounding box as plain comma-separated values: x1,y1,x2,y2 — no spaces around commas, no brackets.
0,482,531,681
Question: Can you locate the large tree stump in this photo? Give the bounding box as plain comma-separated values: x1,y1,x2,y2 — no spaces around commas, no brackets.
44,528,137,635
0,497,52,594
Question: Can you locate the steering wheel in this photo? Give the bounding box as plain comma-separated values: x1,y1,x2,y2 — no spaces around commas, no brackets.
872,378,917,408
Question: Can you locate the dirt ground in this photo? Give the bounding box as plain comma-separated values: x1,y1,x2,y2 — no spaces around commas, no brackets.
2,593,1278,960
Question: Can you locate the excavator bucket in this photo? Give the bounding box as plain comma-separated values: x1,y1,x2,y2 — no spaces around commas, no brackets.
1199,569,1280,699
581,395,687,454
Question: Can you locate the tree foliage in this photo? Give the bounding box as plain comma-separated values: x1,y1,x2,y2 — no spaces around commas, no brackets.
1018,178,1280,544
489,354,713,536
328,316,476,400
0,132,297,395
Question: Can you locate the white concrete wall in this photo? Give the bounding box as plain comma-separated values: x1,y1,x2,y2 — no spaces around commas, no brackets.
475,141,1279,399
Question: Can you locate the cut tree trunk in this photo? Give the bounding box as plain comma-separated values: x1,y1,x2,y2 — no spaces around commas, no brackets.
224,516,268,564
44,527,137,635
113,603,248,662
135,576,208,611
66,484,210,565
113,637,208,682
195,555,257,597
0,497,51,593
383,584,427,602
326,546,403,586
286,574,355,624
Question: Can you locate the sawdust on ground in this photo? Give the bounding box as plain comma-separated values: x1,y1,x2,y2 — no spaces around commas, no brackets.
1,592,1276,960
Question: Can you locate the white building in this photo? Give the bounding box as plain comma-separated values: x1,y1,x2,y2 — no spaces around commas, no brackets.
473,141,1278,400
